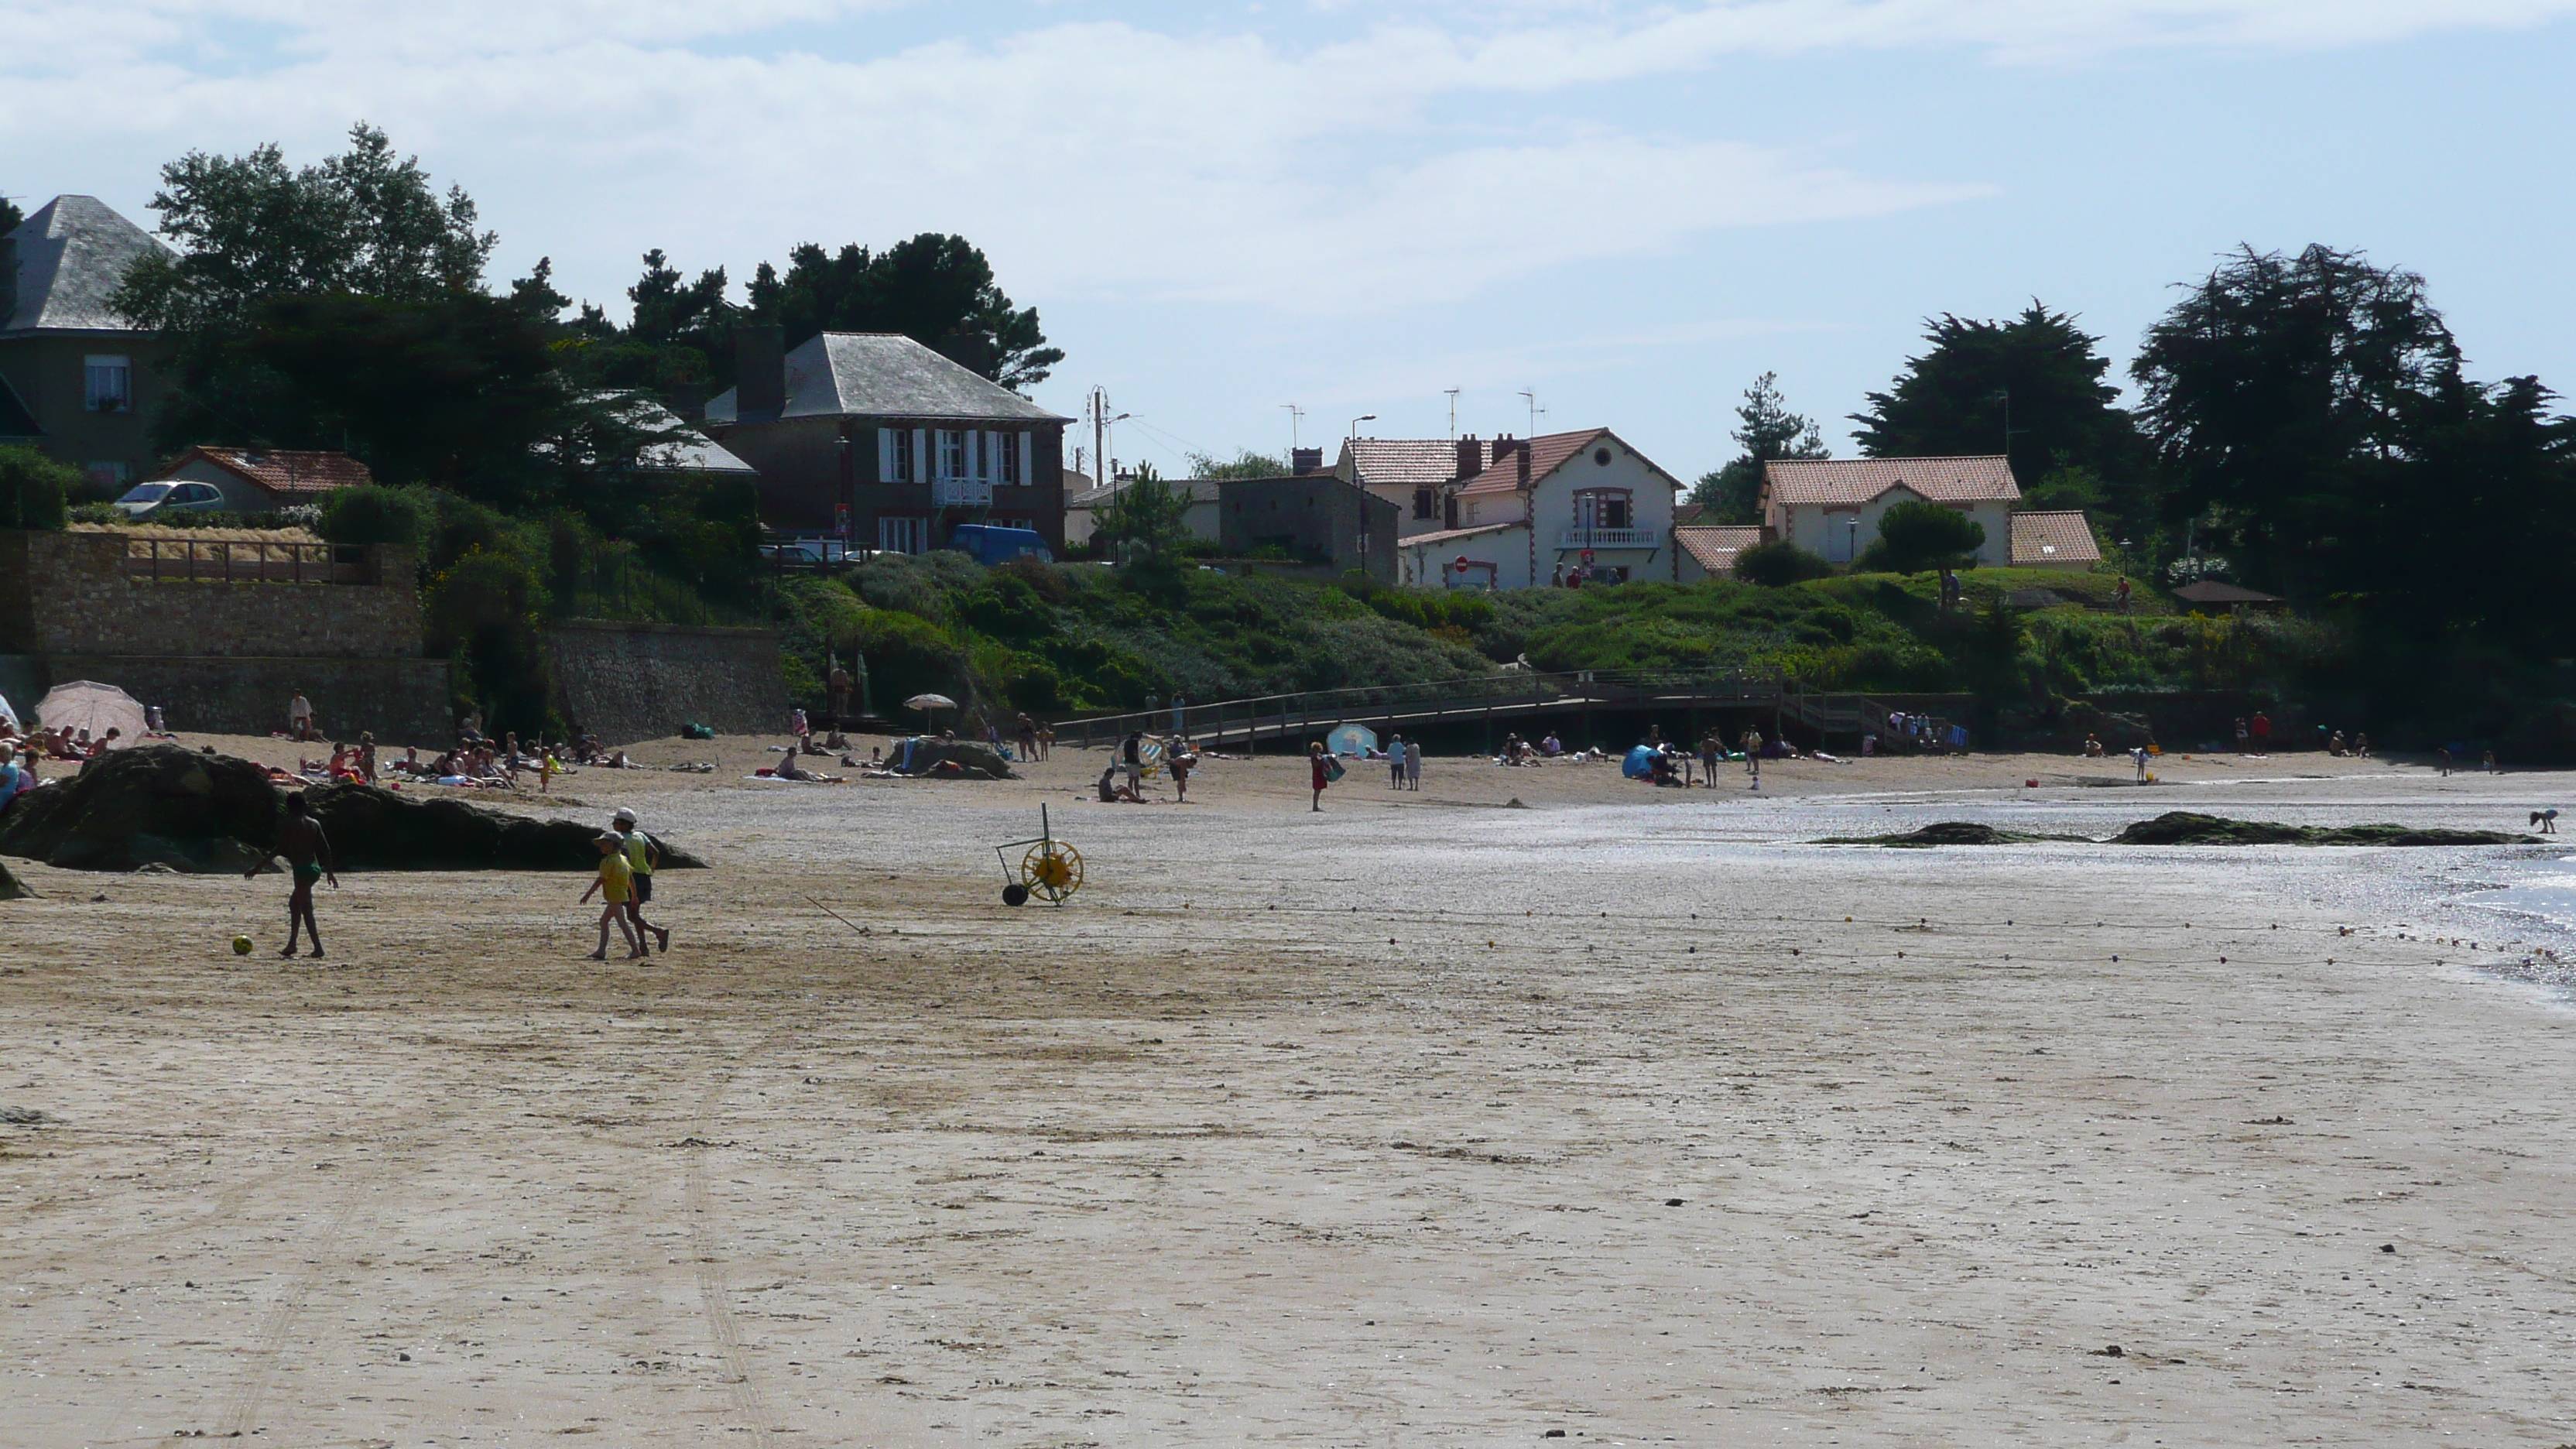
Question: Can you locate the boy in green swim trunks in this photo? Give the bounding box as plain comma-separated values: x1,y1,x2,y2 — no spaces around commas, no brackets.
248,792,338,957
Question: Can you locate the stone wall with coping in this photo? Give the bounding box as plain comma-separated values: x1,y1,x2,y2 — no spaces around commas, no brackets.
546,620,789,745
32,655,454,742
0,529,423,658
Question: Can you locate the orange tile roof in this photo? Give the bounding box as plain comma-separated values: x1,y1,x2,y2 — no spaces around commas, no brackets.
1454,428,1607,498
164,447,373,498
1675,526,1766,576
1765,455,2018,506
2007,511,2101,566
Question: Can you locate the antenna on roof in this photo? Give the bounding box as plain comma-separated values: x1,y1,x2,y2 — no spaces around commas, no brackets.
1444,389,1460,441
1280,402,1303,454
1518,389,1543,437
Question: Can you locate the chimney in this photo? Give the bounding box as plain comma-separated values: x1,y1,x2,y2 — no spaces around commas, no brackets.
1491,433,1525,483
1291,447,1323,476
735,324,786,421
1454,434,1482,481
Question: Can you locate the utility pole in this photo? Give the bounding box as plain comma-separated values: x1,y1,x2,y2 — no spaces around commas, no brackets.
1090,387,1109,488
1444,389,1461,441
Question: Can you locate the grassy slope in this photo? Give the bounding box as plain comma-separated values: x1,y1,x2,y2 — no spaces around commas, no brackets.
772,557,2332,722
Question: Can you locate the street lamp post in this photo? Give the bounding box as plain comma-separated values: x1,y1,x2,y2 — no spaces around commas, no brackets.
1348,413,1375,440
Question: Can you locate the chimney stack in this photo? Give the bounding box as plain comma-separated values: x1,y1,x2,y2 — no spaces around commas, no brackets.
735,324,786,421
1291,447,1324,476
1454,434,1482,481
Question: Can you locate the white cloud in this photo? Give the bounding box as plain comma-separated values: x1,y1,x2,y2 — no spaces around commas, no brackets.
2,0,2566,317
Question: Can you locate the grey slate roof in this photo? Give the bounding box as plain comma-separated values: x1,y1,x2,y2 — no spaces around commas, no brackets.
704,332,1067,424
1066,478,1221,510
3,195,168,336
586,393,758,476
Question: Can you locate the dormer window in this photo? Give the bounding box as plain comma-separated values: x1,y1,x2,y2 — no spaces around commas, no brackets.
84,356,132,413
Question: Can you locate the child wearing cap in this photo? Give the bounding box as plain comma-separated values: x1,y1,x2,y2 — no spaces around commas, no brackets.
579,832,645,960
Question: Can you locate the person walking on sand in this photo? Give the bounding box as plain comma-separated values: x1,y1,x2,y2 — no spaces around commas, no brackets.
1121,730,1145,797
248,792,337,958
1169,737,1195,803
612,807,672,954
288,689,314,742
2133,745,2152,783
2485,748,2499,775
1406,737,1422,791
1740,728,1763,789
1387,733,1406,789
1309,740,1331,811
2439,746,2453,777
580,832,645,960
1016,712,1038,762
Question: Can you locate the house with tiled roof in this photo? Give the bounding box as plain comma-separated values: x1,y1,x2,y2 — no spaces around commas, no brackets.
1761,456,2023,568
1338,436,1502,538
1675,525,1770,581
704,327,1072,553
2007,511,2102,571
150,447,374,511
1388,428,1684,589
0,196,178,491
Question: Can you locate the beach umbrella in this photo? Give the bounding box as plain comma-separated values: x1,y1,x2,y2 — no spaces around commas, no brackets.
34,680,148,746
904,693,958,731
1326,721,1379,757
0,690,16,732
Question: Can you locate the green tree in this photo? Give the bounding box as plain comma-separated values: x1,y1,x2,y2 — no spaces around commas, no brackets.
1185,449,1290,479
2130,245,2461,598
0,444,74,530
745,234,1063,391
0,194,23,236
1689,372,1829,523
113,122,492,335
1856,499,1985,574
1093,463,1191,574
1732,540,1835,587
1852,303,2159,543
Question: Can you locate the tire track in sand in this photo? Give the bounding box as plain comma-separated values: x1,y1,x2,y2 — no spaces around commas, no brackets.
680,1027,790,1444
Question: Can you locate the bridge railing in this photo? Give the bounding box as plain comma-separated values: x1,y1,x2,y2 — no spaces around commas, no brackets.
1053,670,1780,750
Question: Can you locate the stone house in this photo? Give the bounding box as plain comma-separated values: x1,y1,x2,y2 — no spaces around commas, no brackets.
0,196,178,492
702,327,1071,554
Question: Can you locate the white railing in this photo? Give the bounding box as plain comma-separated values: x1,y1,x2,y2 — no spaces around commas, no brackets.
1554,526,1661,550
933,478,994,508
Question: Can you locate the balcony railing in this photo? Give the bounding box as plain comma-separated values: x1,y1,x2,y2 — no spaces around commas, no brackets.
1553,526,1661,550
122,536,374,584
932,478,994,508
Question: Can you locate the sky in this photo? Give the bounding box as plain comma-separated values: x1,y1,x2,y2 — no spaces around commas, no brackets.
7,1,2575,483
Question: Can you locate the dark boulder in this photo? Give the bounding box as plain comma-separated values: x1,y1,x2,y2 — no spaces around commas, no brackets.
2108,810,2538,846
0,745,705,872
892,738,1017,779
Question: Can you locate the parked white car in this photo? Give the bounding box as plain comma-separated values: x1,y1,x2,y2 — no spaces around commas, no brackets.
112,480,228,519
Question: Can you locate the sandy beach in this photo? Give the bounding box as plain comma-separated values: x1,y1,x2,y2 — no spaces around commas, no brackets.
5,735,2574,1446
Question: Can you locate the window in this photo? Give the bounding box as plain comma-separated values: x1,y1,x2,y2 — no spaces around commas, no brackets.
879,427,914,483
999,432,1023,485
84,356,132,413
1413,488,1435,520
939,430,968,480
877,516,928,554
1573,488,1632,530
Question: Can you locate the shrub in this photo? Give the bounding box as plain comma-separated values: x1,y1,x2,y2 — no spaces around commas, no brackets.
1858,500,1985,574
318,483,429,546
1734,541,1835,586
0,447,80,530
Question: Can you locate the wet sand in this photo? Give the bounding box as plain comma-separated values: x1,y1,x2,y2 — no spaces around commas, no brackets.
4,738,2574,1446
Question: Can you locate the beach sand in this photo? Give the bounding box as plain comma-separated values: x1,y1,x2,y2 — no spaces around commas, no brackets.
3,736,2572,1445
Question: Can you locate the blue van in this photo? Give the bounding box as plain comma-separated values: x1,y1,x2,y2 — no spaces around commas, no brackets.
945,525,1053,566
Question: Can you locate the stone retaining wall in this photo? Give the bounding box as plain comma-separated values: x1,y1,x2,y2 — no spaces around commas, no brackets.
546,620,788,745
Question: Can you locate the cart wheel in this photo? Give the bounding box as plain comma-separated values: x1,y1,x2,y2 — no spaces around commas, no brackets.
1020,841,1084,904
1002,882,1030,907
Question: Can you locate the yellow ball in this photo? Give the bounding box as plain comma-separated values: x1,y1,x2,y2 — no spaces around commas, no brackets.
231,935,253,956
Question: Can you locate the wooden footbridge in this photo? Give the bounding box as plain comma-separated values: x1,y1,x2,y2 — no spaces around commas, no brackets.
1051,670,1957,753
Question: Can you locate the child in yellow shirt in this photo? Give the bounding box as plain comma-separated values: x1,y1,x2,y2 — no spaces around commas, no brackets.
579,832,644,960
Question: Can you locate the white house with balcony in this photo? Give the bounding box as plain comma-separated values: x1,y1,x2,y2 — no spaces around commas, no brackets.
1391,428,1684,589
1759,456,2023,567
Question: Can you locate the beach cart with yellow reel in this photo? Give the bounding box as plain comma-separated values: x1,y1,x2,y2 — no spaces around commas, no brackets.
994,803,1084,906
